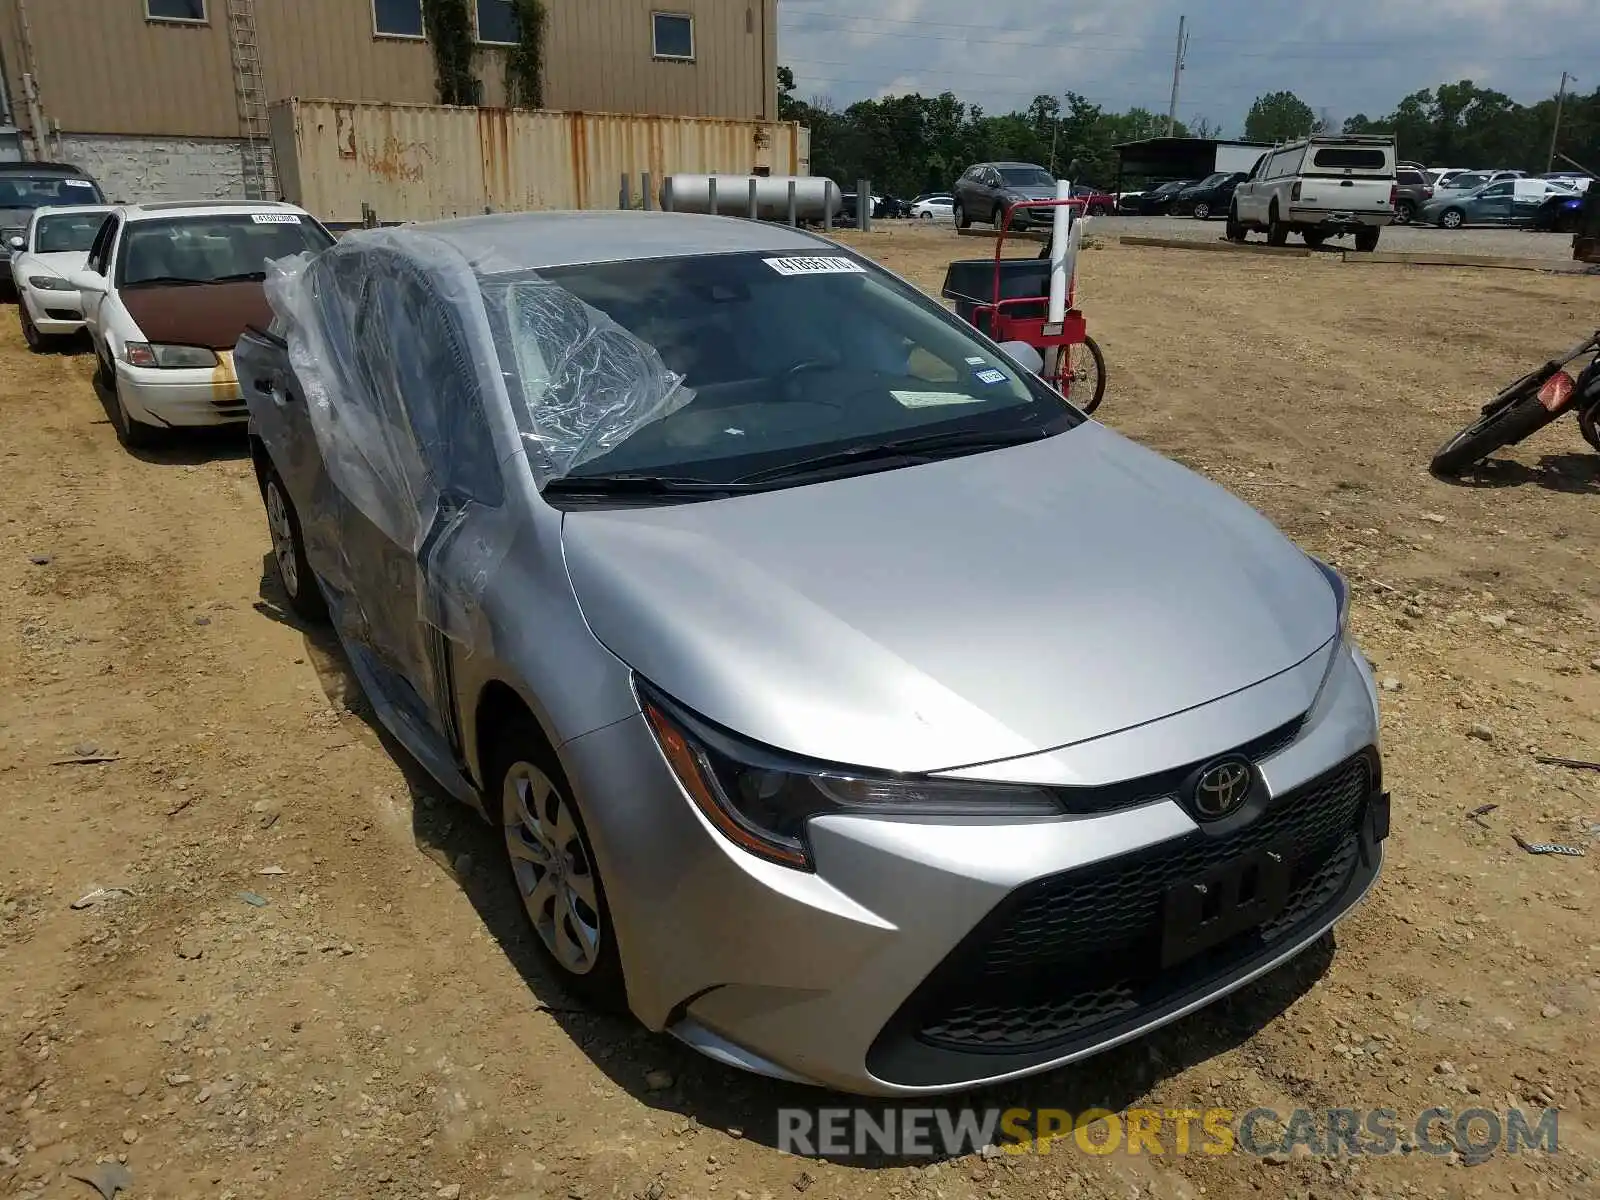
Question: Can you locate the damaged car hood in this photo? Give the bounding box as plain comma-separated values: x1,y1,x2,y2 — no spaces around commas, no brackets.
560,424,1337,775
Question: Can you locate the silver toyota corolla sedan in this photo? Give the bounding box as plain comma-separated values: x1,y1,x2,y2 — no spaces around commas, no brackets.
237,211,1388,1097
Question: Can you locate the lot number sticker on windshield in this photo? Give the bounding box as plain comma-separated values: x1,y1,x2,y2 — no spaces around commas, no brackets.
974,368,1008,385
64,179,95,189
251,213,301,224
763,256,865,277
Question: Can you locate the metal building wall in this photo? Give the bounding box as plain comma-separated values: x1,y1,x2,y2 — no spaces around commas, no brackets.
272,98,808,223
1,0,778,141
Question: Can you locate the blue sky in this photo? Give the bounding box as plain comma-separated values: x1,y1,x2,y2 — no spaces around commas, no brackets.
778,0,1596,133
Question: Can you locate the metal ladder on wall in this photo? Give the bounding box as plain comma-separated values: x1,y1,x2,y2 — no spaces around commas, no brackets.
225,0,274,200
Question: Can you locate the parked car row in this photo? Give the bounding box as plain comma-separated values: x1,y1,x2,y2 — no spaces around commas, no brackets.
6,187,337,446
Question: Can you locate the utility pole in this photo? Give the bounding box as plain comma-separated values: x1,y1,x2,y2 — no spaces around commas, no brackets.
1547,71,1573,172
1166,15,1188,137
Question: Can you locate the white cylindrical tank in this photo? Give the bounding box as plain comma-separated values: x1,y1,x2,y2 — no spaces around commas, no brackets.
662,174,842,221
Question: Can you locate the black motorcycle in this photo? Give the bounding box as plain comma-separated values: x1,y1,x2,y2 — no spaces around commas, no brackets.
1430,332,1600,476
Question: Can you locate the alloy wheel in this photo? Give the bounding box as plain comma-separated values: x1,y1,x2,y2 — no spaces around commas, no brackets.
503,762,603,976
265,480,299,598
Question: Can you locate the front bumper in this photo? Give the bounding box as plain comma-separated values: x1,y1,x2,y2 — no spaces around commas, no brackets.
115,352,246,427
21,286,86,335
559,643,1386,1096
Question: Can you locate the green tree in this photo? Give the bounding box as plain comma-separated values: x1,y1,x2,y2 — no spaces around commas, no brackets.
1243,91,1316,143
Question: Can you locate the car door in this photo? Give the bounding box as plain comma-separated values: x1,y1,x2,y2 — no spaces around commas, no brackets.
1471,181,1514,224
323,254,507,742
1509,180,1550,225
79,213,118,346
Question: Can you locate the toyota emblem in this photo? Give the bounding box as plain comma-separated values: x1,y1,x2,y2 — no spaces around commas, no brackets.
1191,759,1253,820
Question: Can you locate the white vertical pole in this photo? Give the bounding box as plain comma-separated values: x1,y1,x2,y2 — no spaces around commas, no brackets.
1048,178,1072,326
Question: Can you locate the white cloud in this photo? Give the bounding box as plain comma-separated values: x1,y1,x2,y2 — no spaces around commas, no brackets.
779,0,1598,131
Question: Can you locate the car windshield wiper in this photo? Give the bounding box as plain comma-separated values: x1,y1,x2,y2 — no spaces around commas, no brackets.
734,426,1051,485
209,270,267,283
542,473,761,498
123,275,207,287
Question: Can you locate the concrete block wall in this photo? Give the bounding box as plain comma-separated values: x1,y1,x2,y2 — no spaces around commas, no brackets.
56,133,275,204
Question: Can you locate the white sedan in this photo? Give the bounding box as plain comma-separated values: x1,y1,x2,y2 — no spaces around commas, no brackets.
72,201,335,447
910,194,955,222
7,204,113,350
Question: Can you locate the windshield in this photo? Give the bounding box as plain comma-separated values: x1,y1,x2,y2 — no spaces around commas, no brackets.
117,213,336,286
1195,173,1227,188
507,251,1080,487
34,212,106,254
998,167,1054,188
0,175,103,209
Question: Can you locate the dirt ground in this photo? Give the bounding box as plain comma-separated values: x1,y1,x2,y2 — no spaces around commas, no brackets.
3,225,1599,1200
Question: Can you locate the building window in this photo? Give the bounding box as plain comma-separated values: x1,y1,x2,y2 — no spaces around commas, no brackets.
146,0,206,22
477,0,519,45
652,12,694,60
373,0,425,39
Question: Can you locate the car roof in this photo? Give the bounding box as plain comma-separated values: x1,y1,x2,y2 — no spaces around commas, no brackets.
30,204,115,217
119,200,313,222
987,162,1046,169
394,210,835,272
0,161,95,176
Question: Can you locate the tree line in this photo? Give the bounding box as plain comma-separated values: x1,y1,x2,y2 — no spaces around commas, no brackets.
778,69,1600,199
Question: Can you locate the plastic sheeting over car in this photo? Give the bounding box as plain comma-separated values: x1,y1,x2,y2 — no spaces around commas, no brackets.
254,224,691,655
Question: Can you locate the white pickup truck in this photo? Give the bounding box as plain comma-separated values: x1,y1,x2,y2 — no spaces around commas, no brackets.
1227,134,1397,251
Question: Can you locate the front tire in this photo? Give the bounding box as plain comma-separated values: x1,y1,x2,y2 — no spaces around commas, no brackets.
1439,209,1464,230
262,467,329,623
1429,389,1561,477
919,210,934,221
1192,200,1212,221
100,349,160,449
1225,205,1247,242
954,202,971,230
492,716,627,1012
19,306,48,352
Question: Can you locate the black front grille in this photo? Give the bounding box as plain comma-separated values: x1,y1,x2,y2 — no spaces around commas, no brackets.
992,751,1366,971
43,308,79,321
1048,714,1305,816
868,751,1377,1078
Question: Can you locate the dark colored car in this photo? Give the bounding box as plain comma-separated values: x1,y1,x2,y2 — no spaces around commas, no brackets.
1172,173,1248,220
1532,189,1587,233
1391,167,1434,226
1118,180,1197,216
0,162,107,287
952,162,1062,230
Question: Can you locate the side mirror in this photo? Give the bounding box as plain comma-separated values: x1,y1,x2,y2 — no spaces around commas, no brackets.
69,270,106,293
998,340,1045,376
6,235,23,251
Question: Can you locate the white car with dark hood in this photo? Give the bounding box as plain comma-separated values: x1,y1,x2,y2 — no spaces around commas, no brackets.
7,204,112,349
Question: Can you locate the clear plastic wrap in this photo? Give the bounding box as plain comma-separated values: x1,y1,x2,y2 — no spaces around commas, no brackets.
257,221,690,683
485,274,691,484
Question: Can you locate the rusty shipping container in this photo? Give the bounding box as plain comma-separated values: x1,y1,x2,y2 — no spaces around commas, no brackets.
270,99,811,225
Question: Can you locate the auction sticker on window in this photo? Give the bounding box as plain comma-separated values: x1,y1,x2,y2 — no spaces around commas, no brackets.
63,179,95,189
891,390,985,409
973,368,1009,385
763,256,865,276
251,213,301,225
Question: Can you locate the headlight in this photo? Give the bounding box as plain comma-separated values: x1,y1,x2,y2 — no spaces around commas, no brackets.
1309,555,1350,641
28,276,76,291
638,680,1060,871
124,342,219,369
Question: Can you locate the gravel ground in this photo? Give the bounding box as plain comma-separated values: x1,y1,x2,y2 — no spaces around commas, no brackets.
3,232,1599,1200
1081,214,1578,259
